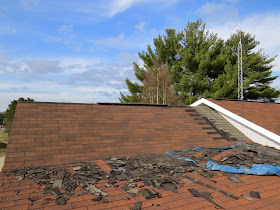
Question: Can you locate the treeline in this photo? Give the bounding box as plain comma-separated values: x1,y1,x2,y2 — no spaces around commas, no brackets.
120,20,280,105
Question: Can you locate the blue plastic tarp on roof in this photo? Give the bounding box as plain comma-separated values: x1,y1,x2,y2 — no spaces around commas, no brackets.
166,142,280,176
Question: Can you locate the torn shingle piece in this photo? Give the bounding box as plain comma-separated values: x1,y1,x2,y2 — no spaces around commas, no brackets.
84,184,108,196
212,151,235,161
51,188,62,197
140,189,157,200
161,182,178,193
28,197,41,202
130,201,142,210
56,171,65,179
95,159,112,172
73,166,82,171
182,178,194,184
188,188,200,197
55,196,69,205
242,196,253,201
53,179,63,188
250,191,261,199
92,196,103,202
228,176,242,183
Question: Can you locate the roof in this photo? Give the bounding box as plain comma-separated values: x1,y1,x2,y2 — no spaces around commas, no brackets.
191,98,280,149
194,104,251,142
207,99,280,136
0,102,280,209
3,102,234,170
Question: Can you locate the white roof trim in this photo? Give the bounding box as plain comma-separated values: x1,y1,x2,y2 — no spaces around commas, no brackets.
190,98,280,143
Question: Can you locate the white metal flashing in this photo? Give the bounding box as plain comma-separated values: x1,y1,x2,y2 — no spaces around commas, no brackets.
190,98,280,147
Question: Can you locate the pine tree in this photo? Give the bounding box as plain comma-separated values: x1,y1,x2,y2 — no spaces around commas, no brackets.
174,19,224,104
120,20,280,105
119,28,182,104
207,32,280,101
119,62,145,103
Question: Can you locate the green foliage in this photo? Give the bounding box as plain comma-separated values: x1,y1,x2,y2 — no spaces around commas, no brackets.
0,113,4,124
120,19,280,105
207,32,280,101
174,19,225,104
5,98,34,133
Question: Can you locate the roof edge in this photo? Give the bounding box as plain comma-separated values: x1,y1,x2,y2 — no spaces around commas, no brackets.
190,98,280,143
17,101,189,108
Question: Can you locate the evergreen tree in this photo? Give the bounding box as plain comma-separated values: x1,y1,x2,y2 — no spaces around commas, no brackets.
119,62,145,103
207,32,280,101
174,19,224,104
119,28,182,104
120,19,280,105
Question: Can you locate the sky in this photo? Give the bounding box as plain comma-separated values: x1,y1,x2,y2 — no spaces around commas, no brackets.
0,0,280,111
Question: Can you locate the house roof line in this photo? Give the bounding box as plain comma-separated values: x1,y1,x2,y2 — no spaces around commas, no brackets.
209,98,280,104
190,98,280,145
18,101,189,108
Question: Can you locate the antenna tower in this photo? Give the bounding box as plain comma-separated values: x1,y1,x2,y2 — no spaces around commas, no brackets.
234,23,243,100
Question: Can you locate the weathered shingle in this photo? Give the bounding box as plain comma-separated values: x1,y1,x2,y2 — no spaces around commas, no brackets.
0,102,280,210
4,102,235,170
208,98,280,136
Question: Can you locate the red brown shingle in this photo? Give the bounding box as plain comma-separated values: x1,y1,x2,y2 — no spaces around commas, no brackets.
0,102,279,209
208,98,280,136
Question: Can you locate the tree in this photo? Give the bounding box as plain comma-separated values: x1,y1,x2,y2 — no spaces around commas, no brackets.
141,59,178,105
120,28,182,104
120,19,280,105
5,98,34,133
119,63,144,103
174,19,225,104
206,32,280,101
0,112,5,125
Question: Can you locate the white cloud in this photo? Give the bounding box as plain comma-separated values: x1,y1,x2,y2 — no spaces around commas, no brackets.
0,6,7,16
88,47,94,53
135,21,146,32
109,0,135,16
96,33,125,46
197,2,228,15
0,81,125,111
20,0,40,9
209,13,280,72
57,25,73,34
71,44,83,52
0,25,16,35
44,35,61,42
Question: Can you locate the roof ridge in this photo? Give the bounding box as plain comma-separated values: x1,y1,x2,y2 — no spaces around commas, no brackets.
208,98,280,104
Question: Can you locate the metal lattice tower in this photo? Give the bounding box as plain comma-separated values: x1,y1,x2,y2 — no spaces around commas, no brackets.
234,23,243,100
237,36,243,100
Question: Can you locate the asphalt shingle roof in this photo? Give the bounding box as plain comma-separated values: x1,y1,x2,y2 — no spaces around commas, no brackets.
0,102,279,210
208,98,280,136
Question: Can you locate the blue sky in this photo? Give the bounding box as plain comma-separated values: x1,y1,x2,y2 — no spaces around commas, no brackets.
0,0,280,111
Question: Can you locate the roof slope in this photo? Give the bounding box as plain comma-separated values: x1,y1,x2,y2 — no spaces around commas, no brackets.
4,102,234,170
208,99,280,136
1,102,280,210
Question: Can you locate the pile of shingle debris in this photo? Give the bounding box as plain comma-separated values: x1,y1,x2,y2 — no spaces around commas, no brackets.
3,144,277,209
173,143,280,169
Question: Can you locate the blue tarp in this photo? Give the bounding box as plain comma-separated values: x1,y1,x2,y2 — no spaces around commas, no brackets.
166,142,280,176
